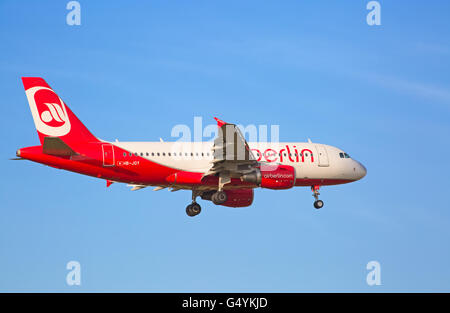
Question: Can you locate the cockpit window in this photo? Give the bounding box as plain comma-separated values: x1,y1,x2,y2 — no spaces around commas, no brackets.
344,153,350,158
339,152,351,158
339,152,344,158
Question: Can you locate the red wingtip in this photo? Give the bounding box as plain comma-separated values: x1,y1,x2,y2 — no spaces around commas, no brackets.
214,117,226,127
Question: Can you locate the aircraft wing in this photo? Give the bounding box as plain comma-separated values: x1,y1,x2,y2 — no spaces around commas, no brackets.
204,117,258,178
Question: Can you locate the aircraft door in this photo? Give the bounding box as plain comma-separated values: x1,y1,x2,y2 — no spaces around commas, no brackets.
315,145,329,167
102,144,115,167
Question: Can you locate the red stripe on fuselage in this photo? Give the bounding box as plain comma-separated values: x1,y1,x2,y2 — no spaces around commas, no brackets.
294,178,353,186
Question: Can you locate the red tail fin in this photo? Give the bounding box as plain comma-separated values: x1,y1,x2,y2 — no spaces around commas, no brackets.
22,77,98,145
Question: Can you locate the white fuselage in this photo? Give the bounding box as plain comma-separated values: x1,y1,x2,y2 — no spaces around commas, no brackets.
113,141,367,182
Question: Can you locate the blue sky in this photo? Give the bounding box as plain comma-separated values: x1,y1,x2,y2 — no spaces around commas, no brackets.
1,0,450,292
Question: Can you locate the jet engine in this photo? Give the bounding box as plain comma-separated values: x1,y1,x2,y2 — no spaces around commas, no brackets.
201,189,254,207
241,164,296,189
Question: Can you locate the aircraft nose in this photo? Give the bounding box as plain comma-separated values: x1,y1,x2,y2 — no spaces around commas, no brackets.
356,161,367,180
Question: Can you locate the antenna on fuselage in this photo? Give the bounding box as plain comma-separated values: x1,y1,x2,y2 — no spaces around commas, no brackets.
307,138,312,143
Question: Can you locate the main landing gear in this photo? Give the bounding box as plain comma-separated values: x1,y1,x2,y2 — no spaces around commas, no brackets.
185,190,228,217
311,185,324,209
186,190,202,217
211,190,227,205
186,202,201,217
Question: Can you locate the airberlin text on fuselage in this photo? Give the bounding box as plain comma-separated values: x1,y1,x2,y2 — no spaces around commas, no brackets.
252,145,314,163
263,173,294,179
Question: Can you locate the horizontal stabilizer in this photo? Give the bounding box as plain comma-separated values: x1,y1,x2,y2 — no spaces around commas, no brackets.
42,137,77,156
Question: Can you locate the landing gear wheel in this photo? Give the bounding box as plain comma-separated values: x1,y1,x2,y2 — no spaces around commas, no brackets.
212,191,227,205
186,204,194,216
191,203,201,215
186,203,201,217
311,185,324,210
314,200,324,209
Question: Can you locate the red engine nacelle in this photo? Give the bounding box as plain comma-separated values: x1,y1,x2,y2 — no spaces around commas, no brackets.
241,164,296,189
201,189,254,207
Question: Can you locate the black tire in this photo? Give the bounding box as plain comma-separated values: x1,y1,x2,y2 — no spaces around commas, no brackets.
186,204,195,216
314,200,324,209
191,203,201,215
212,191,227,205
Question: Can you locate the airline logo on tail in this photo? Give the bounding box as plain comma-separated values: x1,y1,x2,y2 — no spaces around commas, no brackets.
25,86,71,136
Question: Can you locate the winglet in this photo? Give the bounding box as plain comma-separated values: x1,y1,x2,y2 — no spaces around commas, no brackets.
214,117,226,128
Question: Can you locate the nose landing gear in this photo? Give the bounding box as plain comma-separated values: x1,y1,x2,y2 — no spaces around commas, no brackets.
311,185,324,209
314,200,324,209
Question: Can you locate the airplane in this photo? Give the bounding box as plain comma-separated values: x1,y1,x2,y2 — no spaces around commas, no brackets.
15,77,367,217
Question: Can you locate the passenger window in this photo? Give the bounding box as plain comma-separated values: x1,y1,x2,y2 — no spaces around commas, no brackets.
123,152,126,157
157,153,160,156
129,152,132,156
162,153,165,156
